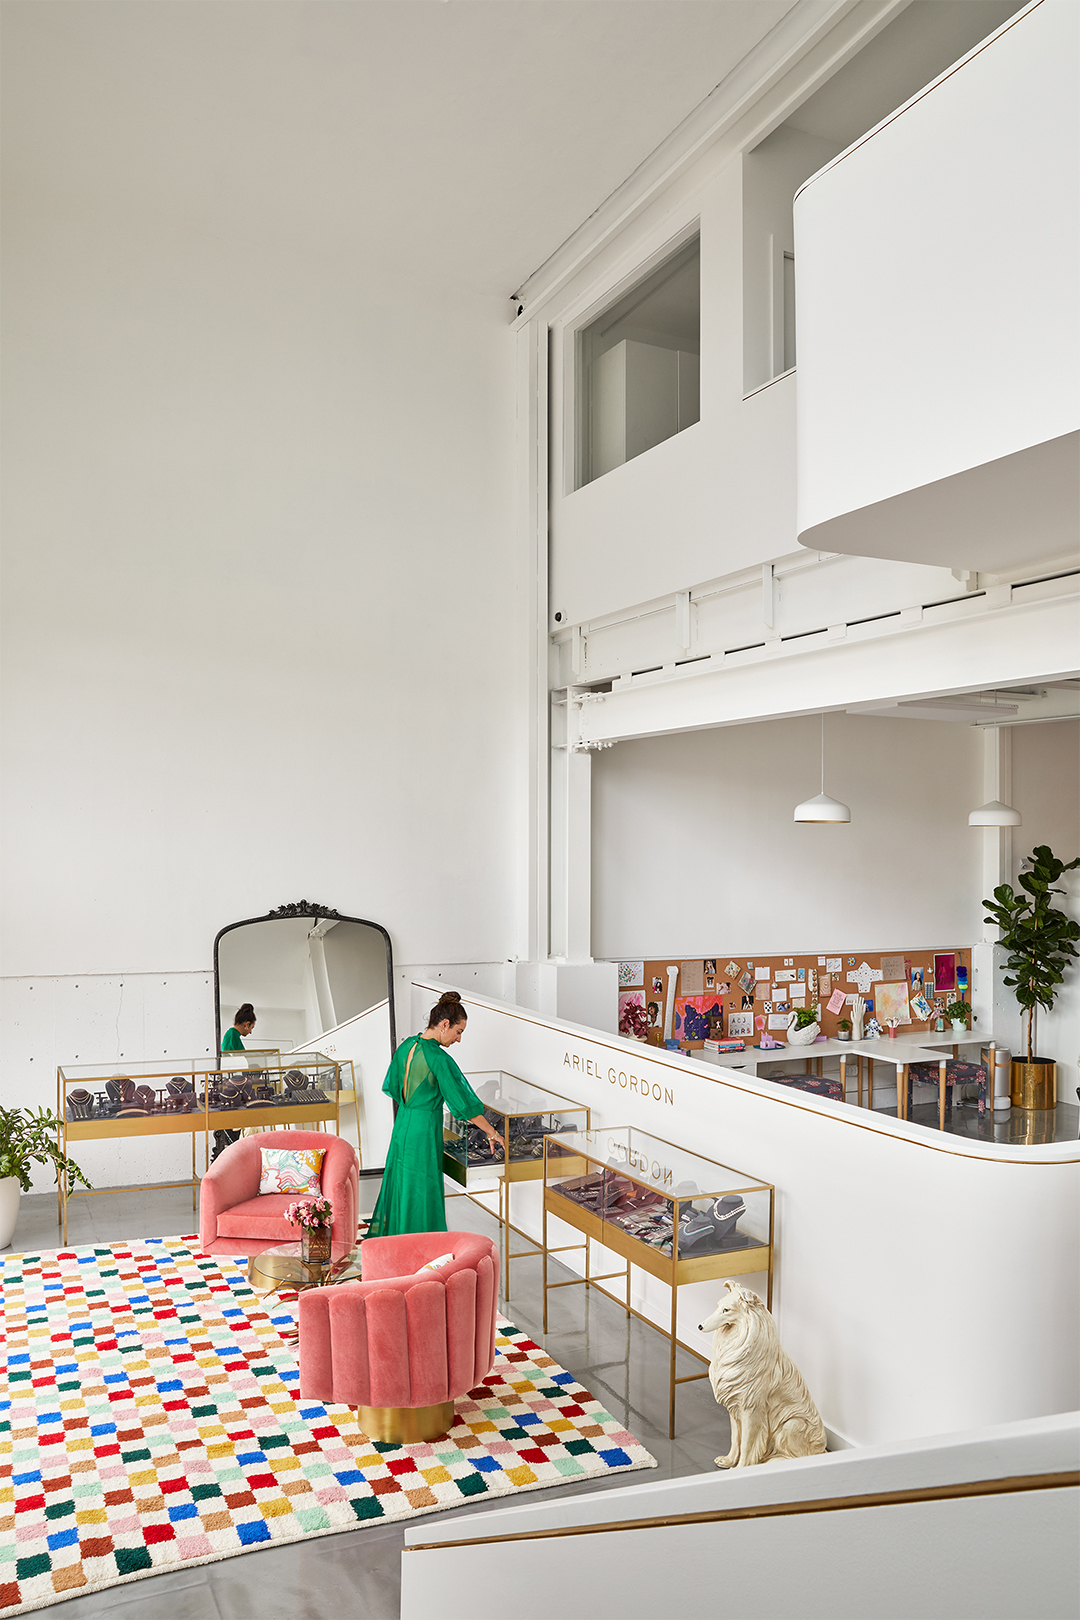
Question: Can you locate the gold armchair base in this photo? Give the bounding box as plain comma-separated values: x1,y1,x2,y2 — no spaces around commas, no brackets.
354,1400,455,1444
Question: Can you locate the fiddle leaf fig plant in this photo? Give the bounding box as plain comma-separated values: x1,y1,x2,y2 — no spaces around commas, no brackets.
0,1106,91,1194
983,844,1080,1062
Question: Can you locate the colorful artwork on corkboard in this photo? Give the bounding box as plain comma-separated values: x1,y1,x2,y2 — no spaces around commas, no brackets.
633,947,971,1046
673,995,723,1041
874,981,912,1026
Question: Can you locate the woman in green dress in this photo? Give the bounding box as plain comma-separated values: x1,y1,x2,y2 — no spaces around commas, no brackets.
367,990,504,1237
214,1003,257,1161
221,1003,256,1053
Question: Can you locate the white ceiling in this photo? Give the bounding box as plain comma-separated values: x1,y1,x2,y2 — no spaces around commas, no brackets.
783,0,1024,148
2,0,795,297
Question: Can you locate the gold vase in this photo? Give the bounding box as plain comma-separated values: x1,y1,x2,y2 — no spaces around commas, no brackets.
1010,1058,1057,1110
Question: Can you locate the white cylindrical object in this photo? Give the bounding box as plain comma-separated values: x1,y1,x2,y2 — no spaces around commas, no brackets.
993,1045,1012,1114
0,1177,20,1250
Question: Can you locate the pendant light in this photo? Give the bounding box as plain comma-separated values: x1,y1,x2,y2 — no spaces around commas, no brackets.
794,713,851,823
968,799,1022,826
968,725,1022,825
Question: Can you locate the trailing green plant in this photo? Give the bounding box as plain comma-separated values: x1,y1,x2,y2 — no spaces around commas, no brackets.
945,1000,971,1025
984,843,1080,1061
0,1106,91,1194
792,1006,819,1029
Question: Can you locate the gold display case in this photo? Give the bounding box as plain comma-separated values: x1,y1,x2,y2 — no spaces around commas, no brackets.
442,1072,590,1299
543,1126,773,1436
56,1052,357,1241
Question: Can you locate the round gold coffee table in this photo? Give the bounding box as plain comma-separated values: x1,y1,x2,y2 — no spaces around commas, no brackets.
248,1240,362,1301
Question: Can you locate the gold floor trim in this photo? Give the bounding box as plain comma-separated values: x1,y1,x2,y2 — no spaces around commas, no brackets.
405,1471,1080,1551
355,1400,455,1444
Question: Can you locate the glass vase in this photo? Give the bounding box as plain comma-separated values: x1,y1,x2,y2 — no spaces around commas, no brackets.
301,1225,332,1265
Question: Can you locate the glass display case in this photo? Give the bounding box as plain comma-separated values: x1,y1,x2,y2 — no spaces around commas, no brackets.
55,1052,352,1241
442,1072,590,1299
543,1126,773,1436
442,1073,588,1186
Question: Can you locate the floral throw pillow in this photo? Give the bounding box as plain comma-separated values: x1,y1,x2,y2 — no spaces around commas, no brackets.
259,1146,325,1195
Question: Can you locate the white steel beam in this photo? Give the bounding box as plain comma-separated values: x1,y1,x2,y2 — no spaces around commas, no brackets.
573,589,1080,745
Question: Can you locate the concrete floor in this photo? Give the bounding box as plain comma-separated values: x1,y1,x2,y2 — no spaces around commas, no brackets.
9,1178,729,1620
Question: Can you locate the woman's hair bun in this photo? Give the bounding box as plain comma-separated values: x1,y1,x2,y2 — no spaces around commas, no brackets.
426,988,466,1029
235,1002,256,1022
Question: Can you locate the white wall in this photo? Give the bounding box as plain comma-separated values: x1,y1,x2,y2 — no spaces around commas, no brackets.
1,181,526,1097
548,156,804,631
1007,719,1080,1072
742,124,840,393
590,712,985,961
794,0,1080,571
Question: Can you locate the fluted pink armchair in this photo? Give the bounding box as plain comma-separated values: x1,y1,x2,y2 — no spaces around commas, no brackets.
298,1230,499,1443
198,1130,359,1258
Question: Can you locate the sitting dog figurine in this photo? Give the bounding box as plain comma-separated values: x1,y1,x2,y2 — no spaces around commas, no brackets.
699,1281,827,1468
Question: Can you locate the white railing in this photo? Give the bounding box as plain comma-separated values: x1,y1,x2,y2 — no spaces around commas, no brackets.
401,1412,1079,1620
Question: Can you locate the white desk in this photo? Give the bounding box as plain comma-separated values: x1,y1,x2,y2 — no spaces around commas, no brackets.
695,1033,988,1130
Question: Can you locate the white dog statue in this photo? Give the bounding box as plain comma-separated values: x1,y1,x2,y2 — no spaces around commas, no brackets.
699,1281,827,1468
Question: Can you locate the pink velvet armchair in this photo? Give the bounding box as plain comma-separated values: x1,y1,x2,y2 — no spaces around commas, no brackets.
198,1130,359,1258
298,1230,500,1443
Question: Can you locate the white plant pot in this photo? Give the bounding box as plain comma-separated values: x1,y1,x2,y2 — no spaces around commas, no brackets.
951,1020,967,1032
0,1176,21,1250
786,1021,820,1046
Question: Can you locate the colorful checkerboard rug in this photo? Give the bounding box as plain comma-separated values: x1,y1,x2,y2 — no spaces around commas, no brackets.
0,1236,656,1614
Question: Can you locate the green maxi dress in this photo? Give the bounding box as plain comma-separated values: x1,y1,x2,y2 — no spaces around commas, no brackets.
367,1035,486,1238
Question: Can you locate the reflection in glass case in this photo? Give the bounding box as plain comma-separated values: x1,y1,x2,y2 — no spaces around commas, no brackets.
543,1126,773,1437
442,1073,590,1302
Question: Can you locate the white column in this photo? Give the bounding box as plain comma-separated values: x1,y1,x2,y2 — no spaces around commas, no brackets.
519,319,550,964
549,692,593,963
974,726,1016,1058
980,725,1014,922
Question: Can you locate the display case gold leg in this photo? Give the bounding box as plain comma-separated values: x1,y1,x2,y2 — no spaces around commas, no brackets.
939,1057,948,1132
542,1198,548,1334
669,1282,678,1439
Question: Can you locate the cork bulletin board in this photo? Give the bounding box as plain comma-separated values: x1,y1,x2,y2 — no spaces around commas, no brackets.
616,949,972,1049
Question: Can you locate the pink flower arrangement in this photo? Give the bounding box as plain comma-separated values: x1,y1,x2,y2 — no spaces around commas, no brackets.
284,1194,332,1231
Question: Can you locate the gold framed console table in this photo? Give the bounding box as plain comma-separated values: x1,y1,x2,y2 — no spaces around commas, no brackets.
56,1052,358,1241
543,1127,773,1437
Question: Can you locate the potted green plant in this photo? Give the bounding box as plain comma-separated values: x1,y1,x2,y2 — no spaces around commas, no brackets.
945,999,971,1032
836,1018,851,1042
983,843,1080,1109
786,1005,820,1045
0,1105,91,1249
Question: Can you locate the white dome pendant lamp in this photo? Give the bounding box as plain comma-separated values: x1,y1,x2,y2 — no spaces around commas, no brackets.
794,713,851,823
968,799,1022,826
968,725,1022,826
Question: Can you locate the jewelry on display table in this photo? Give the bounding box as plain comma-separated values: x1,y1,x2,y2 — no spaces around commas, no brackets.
543,1127,773,1437
443,1073,590,1299
56,1053,361,1241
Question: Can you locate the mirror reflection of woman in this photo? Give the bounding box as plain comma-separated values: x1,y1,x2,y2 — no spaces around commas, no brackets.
221,1003,256,1053
367,990,504,1238
214,1002,256,1161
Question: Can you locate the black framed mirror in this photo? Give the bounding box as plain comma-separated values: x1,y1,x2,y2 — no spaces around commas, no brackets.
213,899,396,1069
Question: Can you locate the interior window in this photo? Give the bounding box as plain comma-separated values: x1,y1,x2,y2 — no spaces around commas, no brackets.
576,235,700,488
